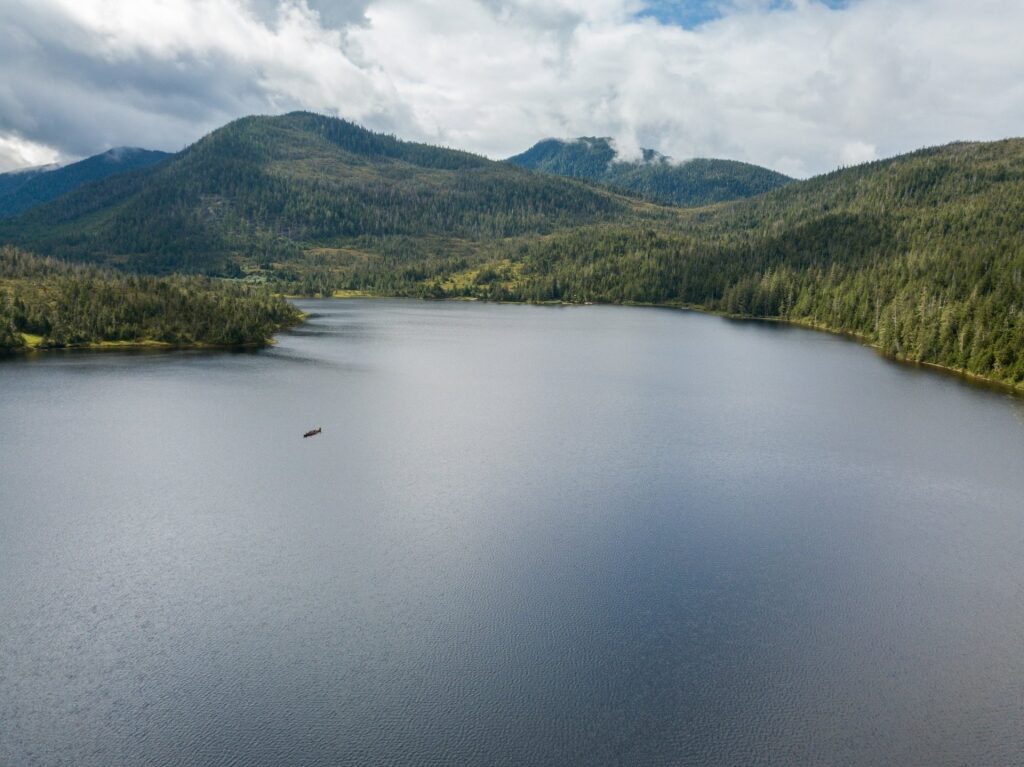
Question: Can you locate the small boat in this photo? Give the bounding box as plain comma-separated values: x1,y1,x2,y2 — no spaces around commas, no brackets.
303,427,322,438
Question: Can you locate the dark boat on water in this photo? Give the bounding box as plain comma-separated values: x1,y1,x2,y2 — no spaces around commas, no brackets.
303,427,322,438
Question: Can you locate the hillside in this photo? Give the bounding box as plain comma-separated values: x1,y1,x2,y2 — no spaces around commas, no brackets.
0,148,170,218
0,246,300,351
0,112,640,274
349,140,1024,389
0,114,1021,388
506,137,791,206
0,164,60,200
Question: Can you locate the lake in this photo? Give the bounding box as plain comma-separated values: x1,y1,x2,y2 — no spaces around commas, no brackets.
2,299,1022,766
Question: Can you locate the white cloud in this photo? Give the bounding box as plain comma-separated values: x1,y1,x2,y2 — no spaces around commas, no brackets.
840,141,878,167
0,133,63,173
1,0,1023,177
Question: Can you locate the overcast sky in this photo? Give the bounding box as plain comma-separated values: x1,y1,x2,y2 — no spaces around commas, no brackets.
1,0,1022,176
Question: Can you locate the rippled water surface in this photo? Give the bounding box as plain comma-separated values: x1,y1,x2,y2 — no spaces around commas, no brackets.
2,299,1023,766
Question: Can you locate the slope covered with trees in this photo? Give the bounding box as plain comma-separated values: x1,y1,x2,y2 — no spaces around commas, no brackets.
0,246,301,351
0,112,1021,389
342,140,1024,389
0,113,637,274
506,137,792,206
0,148,170,218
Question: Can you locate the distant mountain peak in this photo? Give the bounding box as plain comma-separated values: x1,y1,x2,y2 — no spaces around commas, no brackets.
0,146,171,218
524,136,672,166
506,137,791,206
100,147,152,161
5,161,62,175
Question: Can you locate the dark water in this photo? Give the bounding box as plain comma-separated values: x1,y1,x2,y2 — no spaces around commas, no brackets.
2,299,1023,766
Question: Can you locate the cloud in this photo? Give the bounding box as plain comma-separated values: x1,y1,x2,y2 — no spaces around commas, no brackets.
1,0,1023,177
0,0,409,167
0,133,63,173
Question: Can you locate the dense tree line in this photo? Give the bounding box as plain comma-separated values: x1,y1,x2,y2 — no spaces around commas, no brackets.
0,247,301,351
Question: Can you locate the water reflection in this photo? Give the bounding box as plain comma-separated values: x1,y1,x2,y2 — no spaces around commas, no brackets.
1,299,1022,767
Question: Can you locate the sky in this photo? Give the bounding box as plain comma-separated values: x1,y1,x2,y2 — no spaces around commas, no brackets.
0,0,1022,177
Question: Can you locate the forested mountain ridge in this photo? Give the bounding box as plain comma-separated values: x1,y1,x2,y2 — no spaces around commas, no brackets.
506,136,792,206
0,147,170,218
0,112,639,273
0,246,301,351
0,164,58,200
344,138,1024,389
0,112,1021,388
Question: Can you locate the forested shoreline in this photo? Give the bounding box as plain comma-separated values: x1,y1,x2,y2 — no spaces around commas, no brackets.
335,250,1024,391
321,140,1024,391
0,247,302,352
1,113,1021,390
328,280,1024,394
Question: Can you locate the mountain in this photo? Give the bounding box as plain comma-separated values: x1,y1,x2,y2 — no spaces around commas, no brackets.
0,112,638,273
352,139,1024,389
1,112,1022,388
0,163,61,200
506,137,792,206
0,148,170,218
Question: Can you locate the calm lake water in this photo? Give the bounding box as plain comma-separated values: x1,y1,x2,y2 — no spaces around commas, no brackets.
2,299,1023,766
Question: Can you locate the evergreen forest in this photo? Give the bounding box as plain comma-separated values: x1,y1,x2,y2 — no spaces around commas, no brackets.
0,246,301,352
1,112,1021,389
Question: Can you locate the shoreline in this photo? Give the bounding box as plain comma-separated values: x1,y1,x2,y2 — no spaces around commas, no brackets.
1,339,272,356
8,293,1020,397
1,309,309,357
312,292,1024,396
